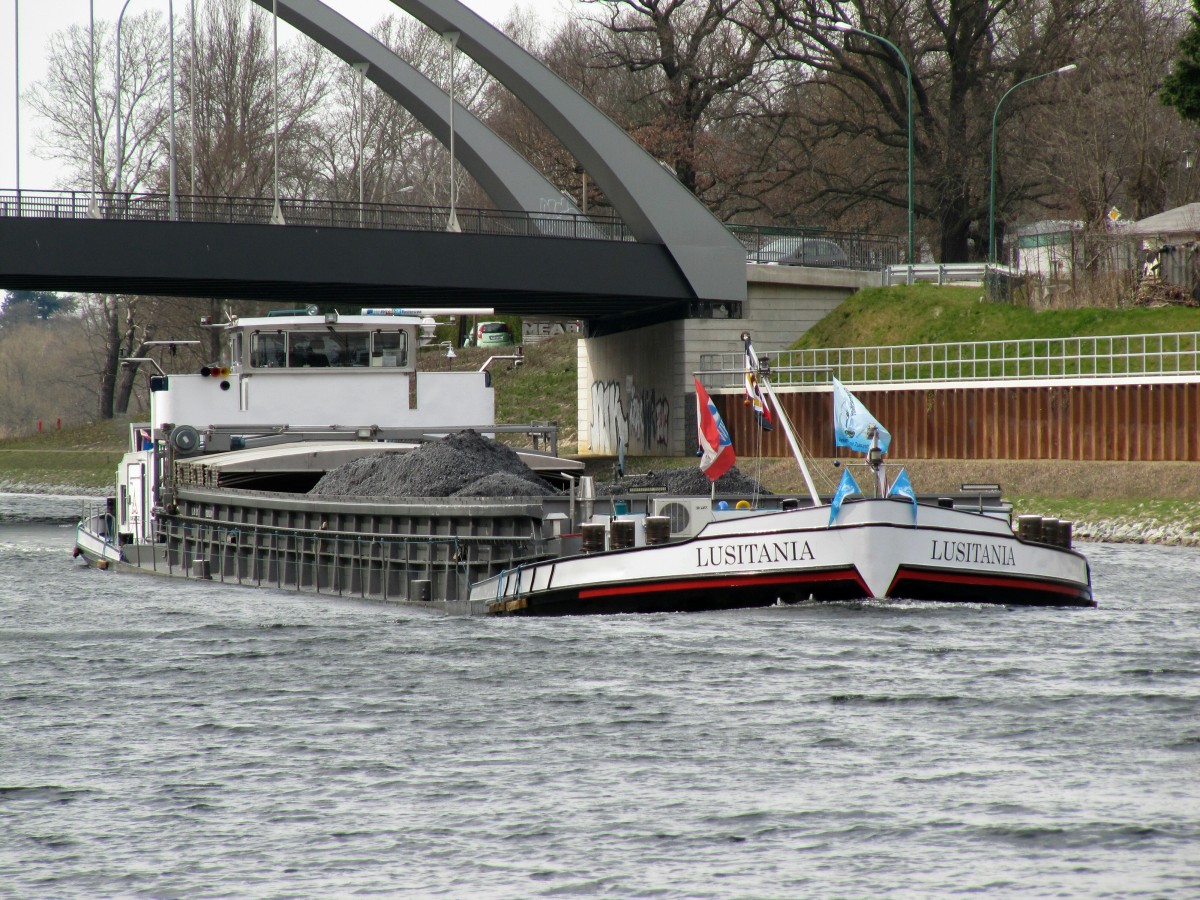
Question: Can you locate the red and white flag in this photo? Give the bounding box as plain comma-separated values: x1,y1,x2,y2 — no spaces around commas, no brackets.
694,377,735,481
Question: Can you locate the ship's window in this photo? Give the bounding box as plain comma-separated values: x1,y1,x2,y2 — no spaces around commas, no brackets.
288,331,331,367
228,333,243,367
371,331,408,367
324,330,370,366
250,331,286,368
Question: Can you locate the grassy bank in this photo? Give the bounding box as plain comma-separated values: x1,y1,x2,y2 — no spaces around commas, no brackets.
0,420,127,492
792,283,1200,349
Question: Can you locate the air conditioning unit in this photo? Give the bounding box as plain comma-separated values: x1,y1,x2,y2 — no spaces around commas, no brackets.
651,498,714,538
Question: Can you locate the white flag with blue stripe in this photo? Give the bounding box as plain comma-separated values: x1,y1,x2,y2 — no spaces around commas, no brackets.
833,378,891,454
827,468,860,526
887,467,918,522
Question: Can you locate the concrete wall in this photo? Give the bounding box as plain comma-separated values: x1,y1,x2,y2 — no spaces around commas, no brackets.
578,265,878,455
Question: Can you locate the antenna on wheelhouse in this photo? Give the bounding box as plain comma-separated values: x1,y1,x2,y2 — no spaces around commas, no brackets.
742,332,821,506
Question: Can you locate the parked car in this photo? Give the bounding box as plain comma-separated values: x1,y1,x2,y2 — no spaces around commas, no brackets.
467,321,515,347
749,237,849,268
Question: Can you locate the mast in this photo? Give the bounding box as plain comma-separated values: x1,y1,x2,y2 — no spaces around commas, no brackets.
743,333,821,506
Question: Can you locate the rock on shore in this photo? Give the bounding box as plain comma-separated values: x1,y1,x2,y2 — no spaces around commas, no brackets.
1071,519,1200,547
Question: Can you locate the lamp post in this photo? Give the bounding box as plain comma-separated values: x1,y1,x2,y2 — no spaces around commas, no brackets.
189,0,196,202
444,30,460,233
353,62,368,226
830,21,913,264
89,1,99,216
167,0,177,220
115,0,134,199
13,0,19,213
270,0,284,224
988,64,1076,264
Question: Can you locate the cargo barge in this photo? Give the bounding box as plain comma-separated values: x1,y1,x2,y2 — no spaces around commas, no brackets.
74,311,1092,613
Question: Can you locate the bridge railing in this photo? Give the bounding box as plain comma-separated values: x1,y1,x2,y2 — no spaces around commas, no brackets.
700,331,1200,389
732,224,902,271
0,189,633,242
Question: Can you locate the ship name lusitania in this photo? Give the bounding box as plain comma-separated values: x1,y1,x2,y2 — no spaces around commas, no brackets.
930,539,1015,566
696,540,814,568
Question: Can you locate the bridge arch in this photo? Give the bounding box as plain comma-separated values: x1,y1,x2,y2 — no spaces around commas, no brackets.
253,0,584,228
261,0,744,301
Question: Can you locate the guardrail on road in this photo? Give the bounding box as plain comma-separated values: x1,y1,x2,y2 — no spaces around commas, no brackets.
885,262,1018,285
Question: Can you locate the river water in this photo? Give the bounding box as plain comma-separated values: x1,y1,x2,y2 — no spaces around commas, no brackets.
1,493,1197,898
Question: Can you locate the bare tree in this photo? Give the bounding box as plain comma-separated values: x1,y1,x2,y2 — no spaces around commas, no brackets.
29,12,171,194
304,14,496,208
576,0,780,207
1031,0,1197,229
763,0,1102,261
180,0,331,199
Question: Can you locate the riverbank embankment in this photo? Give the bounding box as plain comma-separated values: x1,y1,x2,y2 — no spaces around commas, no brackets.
4,458,1199,548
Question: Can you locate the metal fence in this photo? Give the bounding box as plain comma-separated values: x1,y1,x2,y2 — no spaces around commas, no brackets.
0,189,632,241
731,224,902,271
701,331,1200,389
884,262,1018,286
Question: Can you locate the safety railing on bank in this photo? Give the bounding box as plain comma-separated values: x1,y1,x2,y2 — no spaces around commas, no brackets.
0,189,632,241
701,331,1200,389
884,262,1017,285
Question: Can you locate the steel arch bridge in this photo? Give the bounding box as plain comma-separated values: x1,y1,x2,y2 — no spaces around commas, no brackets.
0,0,746,336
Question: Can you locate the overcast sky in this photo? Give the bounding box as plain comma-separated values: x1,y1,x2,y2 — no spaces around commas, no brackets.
0,0,572,190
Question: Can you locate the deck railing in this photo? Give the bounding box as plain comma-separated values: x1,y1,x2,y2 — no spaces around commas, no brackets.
0,189,632,241
701,331,1200,389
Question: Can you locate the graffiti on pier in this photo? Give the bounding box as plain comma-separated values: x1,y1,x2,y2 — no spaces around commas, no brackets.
628,387,670,451
590,379,669,454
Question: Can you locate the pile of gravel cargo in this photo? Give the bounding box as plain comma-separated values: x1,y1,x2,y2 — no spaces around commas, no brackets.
309,430,773,500
309,430,559,498
597,465,771,497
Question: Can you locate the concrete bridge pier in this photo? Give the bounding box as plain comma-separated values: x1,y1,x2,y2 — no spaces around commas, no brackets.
577,266,881,457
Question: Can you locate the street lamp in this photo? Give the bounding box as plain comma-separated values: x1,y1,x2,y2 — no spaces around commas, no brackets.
988,64,1076,264
270,0,284,224
89,1,100,216
830,21,913,264
13,0,19,213
353,62,368,226
115,0,134,199
444,30,461,233
167,0,177,220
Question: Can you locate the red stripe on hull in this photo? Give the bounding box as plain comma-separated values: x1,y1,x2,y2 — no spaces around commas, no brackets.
889,566,1093,606
577,567,868,600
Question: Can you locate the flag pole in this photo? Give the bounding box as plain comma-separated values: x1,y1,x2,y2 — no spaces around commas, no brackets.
759,376,821,506
743,333,821,506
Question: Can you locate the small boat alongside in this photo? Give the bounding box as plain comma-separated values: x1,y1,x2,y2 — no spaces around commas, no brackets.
73,313,1092,613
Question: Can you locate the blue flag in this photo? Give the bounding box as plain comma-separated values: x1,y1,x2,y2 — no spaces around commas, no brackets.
833,378,891,454
887,467,918,522
827,468,861,526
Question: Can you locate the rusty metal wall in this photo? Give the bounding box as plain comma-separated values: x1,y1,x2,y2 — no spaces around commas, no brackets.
713,382,1200,461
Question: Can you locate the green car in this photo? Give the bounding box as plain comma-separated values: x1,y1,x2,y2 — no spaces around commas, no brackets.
470,321,515,347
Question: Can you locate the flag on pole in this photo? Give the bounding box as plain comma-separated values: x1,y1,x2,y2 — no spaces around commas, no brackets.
832,377,891,454
743,335,774,431
887,467,918,522
695,377,735,481
827,467,860,526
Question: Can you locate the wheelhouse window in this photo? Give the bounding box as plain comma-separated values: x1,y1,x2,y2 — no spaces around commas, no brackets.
371,331,407,367
248,329,403,369
287,330,369,367
250,331,287,368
